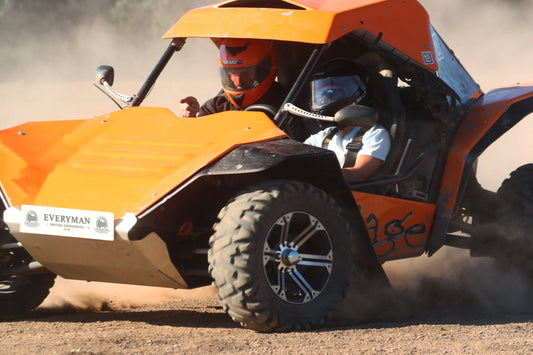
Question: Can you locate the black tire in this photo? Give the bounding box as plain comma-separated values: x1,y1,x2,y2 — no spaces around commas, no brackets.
208,181,355,332
0,221,56,315
0,273,56,316
493,164,533,280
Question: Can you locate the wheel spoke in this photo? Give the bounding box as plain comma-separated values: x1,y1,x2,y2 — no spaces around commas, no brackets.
298,251,333,271
298,260,332,268
279,270,287,301
263,254,277,263
271,269,289,302
290,269,316,301
298,252,332,261
275,213,293,245
292,216,324,249
280,222,290,245
263,245,277,263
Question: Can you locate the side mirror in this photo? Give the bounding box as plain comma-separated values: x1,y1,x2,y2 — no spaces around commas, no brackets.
95,65,114,86
334,104,378,128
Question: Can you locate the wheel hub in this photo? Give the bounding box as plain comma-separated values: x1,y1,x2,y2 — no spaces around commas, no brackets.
277,243,301,270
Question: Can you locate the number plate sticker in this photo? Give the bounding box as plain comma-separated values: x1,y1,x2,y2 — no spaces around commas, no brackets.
20,205,114,241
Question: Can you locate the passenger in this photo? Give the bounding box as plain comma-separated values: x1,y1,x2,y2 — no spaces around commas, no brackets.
180,39,285,117
304,58,391,182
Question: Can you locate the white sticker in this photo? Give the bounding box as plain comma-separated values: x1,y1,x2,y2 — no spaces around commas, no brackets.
422,51,435,65
20,205,114,241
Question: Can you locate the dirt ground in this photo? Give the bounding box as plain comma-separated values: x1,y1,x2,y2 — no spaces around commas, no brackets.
1,295,532,355
1,249,532,354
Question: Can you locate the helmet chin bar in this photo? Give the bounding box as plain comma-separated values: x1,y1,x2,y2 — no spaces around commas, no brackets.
229,92,245,107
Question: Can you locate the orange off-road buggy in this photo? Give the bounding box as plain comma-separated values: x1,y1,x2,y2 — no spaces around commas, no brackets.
1,0,532,331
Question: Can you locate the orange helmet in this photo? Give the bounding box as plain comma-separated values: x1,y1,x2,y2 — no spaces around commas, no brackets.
218,39,277,108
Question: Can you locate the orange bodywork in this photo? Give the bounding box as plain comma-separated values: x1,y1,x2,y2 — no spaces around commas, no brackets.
164,0,438,72
438,83,533,218
0,108,287,218
352,191,435,262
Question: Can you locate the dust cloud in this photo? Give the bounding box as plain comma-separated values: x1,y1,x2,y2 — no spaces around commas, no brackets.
40,278,217,313
1,1,532,318
0,0,219,130
381,248,533,320
382,0,533,321
421,0,533,192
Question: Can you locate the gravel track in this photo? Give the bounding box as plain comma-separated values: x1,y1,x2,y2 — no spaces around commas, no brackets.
1,251,532,354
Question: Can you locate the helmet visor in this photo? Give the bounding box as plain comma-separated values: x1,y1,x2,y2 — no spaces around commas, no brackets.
311,75,366,111
220,55,273,91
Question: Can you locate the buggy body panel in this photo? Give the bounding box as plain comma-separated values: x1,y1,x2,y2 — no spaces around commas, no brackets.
352,191,435,262
428,83,533,255
3,208,188,288
164,0,438,72
0,108,286,217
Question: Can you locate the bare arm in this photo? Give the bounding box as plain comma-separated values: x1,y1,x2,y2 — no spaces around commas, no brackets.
341,155,383,183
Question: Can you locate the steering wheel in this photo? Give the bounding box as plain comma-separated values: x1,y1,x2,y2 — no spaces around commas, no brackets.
244,103,298,138
243,104,277,119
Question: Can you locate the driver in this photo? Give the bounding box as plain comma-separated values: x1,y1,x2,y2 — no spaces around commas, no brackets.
304,58,391,182
180,39,285,117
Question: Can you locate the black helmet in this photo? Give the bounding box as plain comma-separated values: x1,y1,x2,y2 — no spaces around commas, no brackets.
310,58,368,116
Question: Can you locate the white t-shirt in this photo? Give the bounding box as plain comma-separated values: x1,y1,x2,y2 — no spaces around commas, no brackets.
304,124,391,167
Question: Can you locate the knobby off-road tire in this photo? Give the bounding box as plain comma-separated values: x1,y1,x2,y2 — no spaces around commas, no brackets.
0,273,56,316
493,164,533,281
0,222,56,316
208,181,355,332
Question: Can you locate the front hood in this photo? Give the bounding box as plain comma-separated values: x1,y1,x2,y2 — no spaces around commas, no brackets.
0,107,286,218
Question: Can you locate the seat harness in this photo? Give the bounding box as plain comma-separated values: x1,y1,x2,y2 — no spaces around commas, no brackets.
321,127,367,168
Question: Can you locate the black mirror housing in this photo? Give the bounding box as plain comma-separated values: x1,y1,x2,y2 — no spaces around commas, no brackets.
95,65,114,86
334,104,378,128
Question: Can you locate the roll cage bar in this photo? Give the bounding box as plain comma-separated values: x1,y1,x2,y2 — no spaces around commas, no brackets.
128,31,470,199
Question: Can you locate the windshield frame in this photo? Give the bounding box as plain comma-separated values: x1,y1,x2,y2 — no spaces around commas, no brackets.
430,25,481,105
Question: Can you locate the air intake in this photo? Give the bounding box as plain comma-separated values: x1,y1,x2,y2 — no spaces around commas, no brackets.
218,0,305,10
